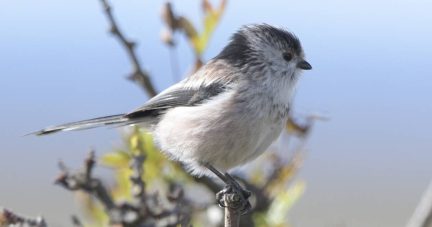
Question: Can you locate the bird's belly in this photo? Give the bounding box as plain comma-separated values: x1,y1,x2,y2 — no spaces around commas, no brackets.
152,96,286,176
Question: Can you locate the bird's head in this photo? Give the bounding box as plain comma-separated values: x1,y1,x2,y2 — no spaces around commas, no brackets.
215,23,311,82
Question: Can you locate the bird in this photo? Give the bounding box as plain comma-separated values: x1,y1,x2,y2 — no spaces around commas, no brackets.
25,23,312,211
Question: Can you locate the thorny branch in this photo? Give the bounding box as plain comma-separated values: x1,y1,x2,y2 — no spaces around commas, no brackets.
55,150,123,224
0,208,47,227
99,0,157,97
54,149,193,227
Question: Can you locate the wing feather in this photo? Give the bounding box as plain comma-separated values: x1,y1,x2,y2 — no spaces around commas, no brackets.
125,82,229,118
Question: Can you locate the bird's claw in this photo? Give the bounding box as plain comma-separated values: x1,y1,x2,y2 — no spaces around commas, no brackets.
216,173,252,215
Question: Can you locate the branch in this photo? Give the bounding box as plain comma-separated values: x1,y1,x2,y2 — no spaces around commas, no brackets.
0,208,47,227
129,163,195,226
99,0,157,97
230,175,271,227
224,207,240,227
406,179,432,227
55,149,196,226
129,154,148,221
71,215,84,227
54,150,123,224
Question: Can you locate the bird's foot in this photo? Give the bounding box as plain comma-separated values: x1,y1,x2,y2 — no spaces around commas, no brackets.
216,172,251,215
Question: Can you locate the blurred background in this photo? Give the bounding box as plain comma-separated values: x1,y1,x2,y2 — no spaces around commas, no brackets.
1,0,432,226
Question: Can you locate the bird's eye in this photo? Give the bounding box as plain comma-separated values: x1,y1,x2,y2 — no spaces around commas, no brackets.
283,52,293,62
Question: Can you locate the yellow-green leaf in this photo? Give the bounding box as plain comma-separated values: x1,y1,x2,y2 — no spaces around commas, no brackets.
193,0,226,55
112,169,133,201
266,180,306,226
99,150,131,169
76,192,109,227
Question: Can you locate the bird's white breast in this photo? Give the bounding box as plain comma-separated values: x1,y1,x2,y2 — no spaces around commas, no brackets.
152,71,298,176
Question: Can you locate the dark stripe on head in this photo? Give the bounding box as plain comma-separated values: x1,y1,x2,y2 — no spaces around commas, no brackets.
214,30,254,68
215,23,302,69
251,24,301,54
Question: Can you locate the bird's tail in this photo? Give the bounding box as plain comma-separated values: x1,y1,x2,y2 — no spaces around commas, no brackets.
23,114,141,136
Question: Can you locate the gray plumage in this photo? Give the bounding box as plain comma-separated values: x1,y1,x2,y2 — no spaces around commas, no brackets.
26,23,312,176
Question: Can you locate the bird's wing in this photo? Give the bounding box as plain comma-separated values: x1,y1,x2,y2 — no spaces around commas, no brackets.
25,59,239,136
125,58,241,118
124,82,230,118
25,83,229,136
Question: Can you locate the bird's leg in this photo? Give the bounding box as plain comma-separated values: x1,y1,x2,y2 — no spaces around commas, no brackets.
204,163,252,214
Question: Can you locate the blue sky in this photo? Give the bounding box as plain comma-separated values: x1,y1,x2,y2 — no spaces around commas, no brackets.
1,0,431,226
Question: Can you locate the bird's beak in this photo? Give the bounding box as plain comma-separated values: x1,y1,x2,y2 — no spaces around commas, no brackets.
298,60,312,70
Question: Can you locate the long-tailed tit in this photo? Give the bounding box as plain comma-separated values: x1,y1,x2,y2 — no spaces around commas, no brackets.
26,23,312,211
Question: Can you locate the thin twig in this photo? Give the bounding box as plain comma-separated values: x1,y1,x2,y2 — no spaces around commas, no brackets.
99,0,157,97
54,150,121,223
71,215,84,227
224,207,240,227
129,154,148,222
0,208,47,227
406,179,432,227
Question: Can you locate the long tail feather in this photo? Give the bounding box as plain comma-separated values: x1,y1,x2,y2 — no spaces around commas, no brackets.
23,114,130,136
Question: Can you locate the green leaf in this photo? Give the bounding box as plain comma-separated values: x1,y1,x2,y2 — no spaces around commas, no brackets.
194,0,226,55
266,180,306,226
76,192,109,227
99,150,131,169
178,0,226,56
112,169,133,201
